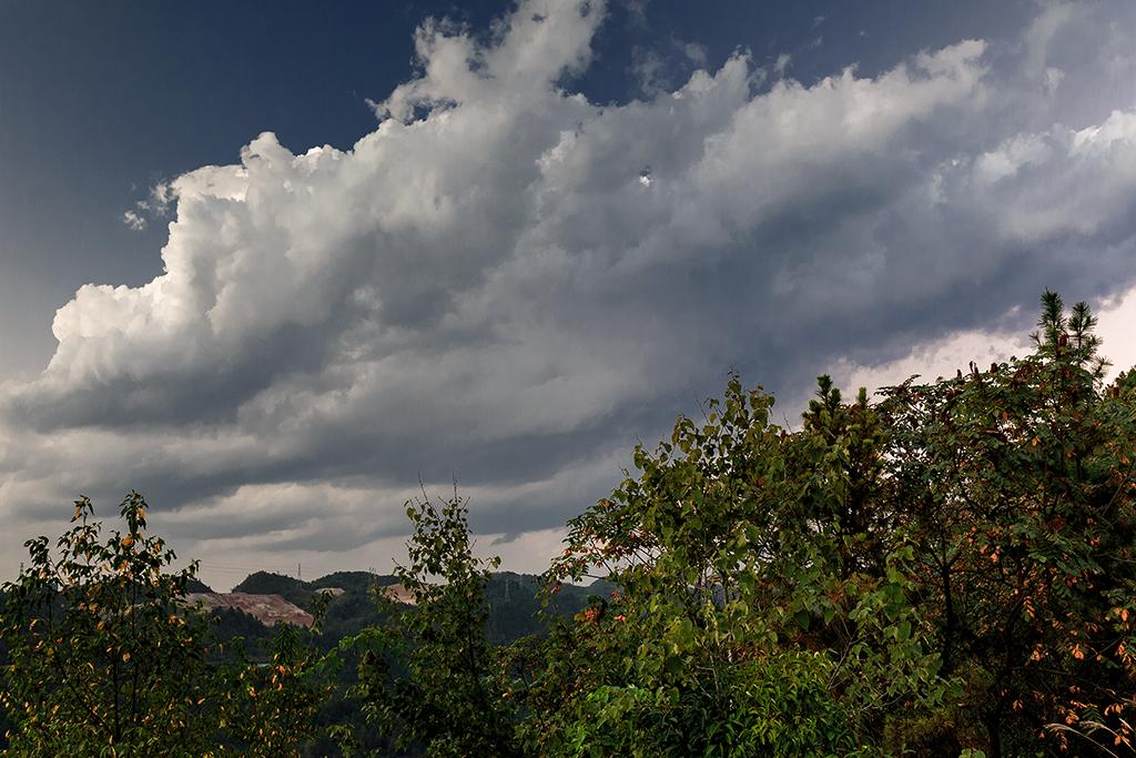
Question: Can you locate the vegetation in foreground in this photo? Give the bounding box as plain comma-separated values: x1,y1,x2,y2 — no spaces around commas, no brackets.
2,292,1135,756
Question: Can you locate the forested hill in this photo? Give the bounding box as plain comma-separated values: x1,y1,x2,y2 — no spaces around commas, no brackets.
209,569,609,647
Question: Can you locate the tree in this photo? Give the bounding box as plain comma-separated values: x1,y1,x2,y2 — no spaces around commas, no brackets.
213,610,336,757
0,492,219,754
519,375,942,755
880,292,1136,754
351,489,519,756
500,291,1135,755
0,492,332,756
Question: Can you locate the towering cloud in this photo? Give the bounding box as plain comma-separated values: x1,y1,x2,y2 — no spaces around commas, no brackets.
3,0,1136,585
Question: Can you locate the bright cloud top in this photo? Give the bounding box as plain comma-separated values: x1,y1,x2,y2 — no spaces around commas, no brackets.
3,0,1136,584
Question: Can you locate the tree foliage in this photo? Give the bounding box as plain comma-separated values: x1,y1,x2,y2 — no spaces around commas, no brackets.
495,291,1134,756
0,492,330,756
878,291,1136,754
350,490,519,756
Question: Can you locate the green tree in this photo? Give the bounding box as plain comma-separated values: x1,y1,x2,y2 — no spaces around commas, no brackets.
501,292,1135,756
517,375,942,756
351,489,519,756
0,492,333,756
0,493,218,755
213,608,336,756
880,292,1136,754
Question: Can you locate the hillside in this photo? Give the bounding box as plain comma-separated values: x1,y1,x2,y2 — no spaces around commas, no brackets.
484,571,614,643
213,569,608,648
187,592,315,628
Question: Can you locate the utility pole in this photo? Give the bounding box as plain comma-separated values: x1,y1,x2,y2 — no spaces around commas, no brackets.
298,562,302,581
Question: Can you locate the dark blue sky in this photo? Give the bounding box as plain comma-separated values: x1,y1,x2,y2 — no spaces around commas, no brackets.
0,0,1031,377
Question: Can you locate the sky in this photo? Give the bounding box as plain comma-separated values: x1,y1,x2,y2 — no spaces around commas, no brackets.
2,0,1136,590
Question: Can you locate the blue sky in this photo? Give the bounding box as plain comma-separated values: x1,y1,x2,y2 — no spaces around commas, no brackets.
3,0,1135,588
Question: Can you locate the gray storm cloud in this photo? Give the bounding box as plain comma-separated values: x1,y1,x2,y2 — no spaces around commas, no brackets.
3,0,1136,576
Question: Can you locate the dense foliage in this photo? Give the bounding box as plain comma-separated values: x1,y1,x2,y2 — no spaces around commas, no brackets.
499,293,1135,756
2,292,1135,756
0,493,331,756
349,491,521,756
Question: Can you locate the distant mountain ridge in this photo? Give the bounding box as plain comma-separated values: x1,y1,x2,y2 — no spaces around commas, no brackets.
204,570,611,647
